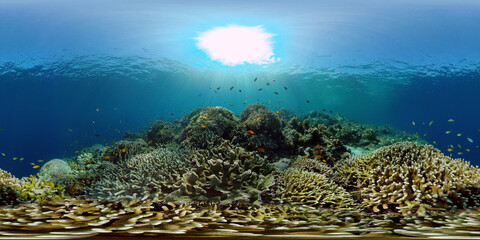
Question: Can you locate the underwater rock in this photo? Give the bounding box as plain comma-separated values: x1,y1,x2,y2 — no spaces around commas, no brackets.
146,120,182,144
261,168,356,208
88,145,188,202
335,142,480,215
233,104,284,151
0,168,21,206
168,140,274,204
181,106,238,149
39,159,73,186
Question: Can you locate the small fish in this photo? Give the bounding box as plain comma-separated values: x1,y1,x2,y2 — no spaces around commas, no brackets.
248,130,255,135
457,133,462,137
75,151,79,153
429,121,434,126
447,148,453,152
284,87,288,90
323,109,326,112
449,144,454,148
272,79,276,82
168,112,174,115
229,104,233,107
205,115,209,118
13,157,17,160
303,155,309,158
433,141,437,144
1,153,5,156
243,101,247,105
258,88,263,91
68,128,73,132
201,125,207,128
306,100,310,103
466,149,471,152
238,89,242,92
412,121,416,126
423,133,428,136
121,148,126,153
329,110,333,113
458,152,463,155
103,156,111,160
216,87,221,90
313,155,321,159
230,86,234,90
38,160,44,162
96,108,100,112
445,131,451,134
94,134,100,137
322,159,326,163
33,165,40,169
254,77,257,82
257,148,265,153
20,157,24,161
448,119,455,122
467,137,473,143
147,140,152,144
266,82,270,86
274,92,279,95
276,111,280,114
458,144,462,149
257,117,262,120
30,163,35,165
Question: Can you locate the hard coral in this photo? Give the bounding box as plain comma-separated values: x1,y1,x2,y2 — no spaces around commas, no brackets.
18,175,65,203
146,120,182,145
0,168,21,206
102,138,153,163
39,159,73,186
335,142,480,215
181,106,238,149
169,140,274,204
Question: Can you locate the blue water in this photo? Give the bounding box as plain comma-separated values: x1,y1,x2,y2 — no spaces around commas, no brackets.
1,0,480,177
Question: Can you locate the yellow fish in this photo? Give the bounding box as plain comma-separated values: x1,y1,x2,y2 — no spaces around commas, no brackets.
33,165,40,169
75,151,79,153
433,141,437,144
458,152,463,155
248,130,255,135
30,163,35,165
257,117,262,120
449,144,454,148
445,131,451,134
458,144,462,149
1,153,5,156
121,148,126,153
205,115,209,118
257,148,265,153
147,140,152,145
201,125,207,128
457,133,462,137
276,111,280,114
38,160,44,162
423,133,428,136
429,121,434,126
12,157,17,160
412,121,416,126
448,119,455,122
467,137,473,143
447,148,453,152
466,149,471,152
103,156,111,160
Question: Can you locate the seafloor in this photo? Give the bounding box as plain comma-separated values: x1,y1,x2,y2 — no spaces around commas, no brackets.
2,104,480,239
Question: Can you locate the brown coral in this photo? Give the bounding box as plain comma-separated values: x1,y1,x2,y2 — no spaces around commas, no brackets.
335,142,480,215
0,168,20,206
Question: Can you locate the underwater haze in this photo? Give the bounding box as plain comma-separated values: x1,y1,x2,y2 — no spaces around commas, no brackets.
1,1,480,238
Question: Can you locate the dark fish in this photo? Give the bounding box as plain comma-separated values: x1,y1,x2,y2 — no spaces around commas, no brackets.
274,92,279,95
230,86,234,90
94,134,100,137
266,83,270,86
323,109,326,112
254,77,257,82
214,90,217,93
238,89,242,92
306,100,310,103
284,87,288,90
258,88,263,91
330,110,333,113
168,112,174,115
216,87,221,90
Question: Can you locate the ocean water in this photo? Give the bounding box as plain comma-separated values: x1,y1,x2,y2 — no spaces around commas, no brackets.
1,0,480,239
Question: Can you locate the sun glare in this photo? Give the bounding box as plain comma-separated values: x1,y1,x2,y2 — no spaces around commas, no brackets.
195,25,278,66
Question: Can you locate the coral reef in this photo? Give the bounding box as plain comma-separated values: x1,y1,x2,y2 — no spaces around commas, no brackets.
88,145,188,202
335,142,480,215
233,104,284,151
181,107,238,149
146,120,182,144
290,157,345,185
18,175,65,203
102,138,153,163
38,159,73,186
261,168,356,208
0,168,20,206
169,140,274,204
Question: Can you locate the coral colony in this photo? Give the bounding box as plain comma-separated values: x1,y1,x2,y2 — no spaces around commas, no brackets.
2,104,480,238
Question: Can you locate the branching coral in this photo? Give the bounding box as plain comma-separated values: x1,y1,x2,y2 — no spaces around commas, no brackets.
88,145,188,202
181,107,238,149
261,168,356,208
169,140,274,204
335,142,480,215
0,168,21,206
18,175,65,203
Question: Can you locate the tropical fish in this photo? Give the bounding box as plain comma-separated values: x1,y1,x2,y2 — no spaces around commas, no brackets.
284,87,288,90
230,104,234,107
423,133,428,136
266,83,270,86
12,157,17,160
121,148,126,153
257,117,262,120
147,140,152,145
306,100,310,103
1,153,5,156
429,121,434,126
448,119,455,122
243,101,247,105
447,148,453,152
38,160,44,162
449,144,454,148
258,88,263,91
201,125,207,128
433,141,437,144
205,115,209,118
313,155,321,159
445,131,451,134
229,86,234,90
96,108,100,112
20,157,24,161
458,144,461,149
458,152,463,155
248,130,255,135
103,156,111,160
30,163,35,165
257,148,265,152
276,111,280,114
457,133,462,137
466,149,471,152
467,137,473,143
216,87,221,90
254,77,257,82
238,89,242,92
412,121,416,126
75,151,79,153
33,165,40,169
274,92,279,95
303,155,309,158
68,128,73,132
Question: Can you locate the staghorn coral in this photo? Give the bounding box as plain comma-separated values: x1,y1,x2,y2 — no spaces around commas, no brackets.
181,106,238,149
146,120,182,144
88,145,188,202
169,140,274,204
335,142,480,215
261,168,356,208
233,104,284,151
0,168,21,206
